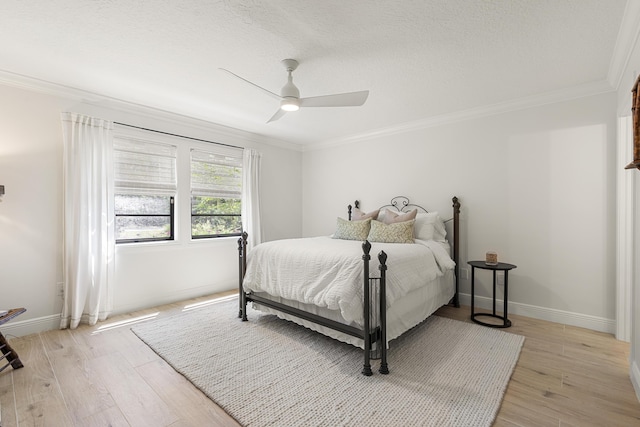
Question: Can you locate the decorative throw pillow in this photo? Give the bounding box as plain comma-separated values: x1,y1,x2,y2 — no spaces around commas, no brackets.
352,208,380,221
367,219,415,244
333,217,371,241
381,208,417,225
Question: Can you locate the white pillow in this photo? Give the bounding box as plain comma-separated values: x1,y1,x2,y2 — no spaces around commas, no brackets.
377,208,394,224
414,212,447,242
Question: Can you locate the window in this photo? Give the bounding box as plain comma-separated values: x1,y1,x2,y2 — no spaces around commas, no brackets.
114,138,177,243
191,149,242,238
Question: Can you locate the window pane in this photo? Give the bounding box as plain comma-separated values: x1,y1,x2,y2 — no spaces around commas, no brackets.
116,216,171,241
191,197,241,215
115,194,171,215
192,215,242,237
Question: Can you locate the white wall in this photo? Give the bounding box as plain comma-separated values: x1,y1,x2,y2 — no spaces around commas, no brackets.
616,14,640,400
0,83,302,335
302,92,617,331
0,85,67,333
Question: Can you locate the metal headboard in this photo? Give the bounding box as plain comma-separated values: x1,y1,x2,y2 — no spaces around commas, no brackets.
347,195,461,308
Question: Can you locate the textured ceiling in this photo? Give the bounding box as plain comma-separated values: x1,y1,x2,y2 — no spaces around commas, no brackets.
0,0,630,146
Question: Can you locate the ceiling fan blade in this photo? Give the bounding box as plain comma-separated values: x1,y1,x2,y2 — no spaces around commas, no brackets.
267,108,287,123
300,90,369,108
218,68,281,100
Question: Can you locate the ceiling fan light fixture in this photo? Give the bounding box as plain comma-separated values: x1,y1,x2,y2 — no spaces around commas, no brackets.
280,97,300,112
220,58,369,123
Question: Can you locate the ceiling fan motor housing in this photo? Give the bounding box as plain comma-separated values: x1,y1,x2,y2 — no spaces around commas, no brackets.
280,59,301,111
281,76,300,99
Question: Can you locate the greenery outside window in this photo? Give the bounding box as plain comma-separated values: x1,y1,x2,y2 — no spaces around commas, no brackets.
114,138,177,243
115,195,174,242
191,149,242,238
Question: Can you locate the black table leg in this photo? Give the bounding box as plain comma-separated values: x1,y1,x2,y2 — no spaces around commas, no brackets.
504,271,511,327
471,266,475,317
492,270,497,316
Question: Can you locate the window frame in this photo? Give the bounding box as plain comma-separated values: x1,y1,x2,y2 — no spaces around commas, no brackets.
113,133,178,245
190,199,242,240
115,195,175,244
112,125,245,245
189,148,243,240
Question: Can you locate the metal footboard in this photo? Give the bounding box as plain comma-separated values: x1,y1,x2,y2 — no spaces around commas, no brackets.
237,233,389,376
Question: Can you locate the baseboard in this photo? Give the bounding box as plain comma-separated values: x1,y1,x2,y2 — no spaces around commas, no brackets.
2,285,236,338
4,292,615,338
458,293,615,334
631,360,640,403
1,314,60,338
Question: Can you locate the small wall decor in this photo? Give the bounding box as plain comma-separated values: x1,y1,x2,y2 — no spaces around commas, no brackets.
626,74,640,170
485,251,498,265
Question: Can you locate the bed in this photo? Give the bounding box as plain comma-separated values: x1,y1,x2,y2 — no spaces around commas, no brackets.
237,196,461,376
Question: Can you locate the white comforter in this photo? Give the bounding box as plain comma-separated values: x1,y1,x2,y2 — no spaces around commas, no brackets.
242,236,455,326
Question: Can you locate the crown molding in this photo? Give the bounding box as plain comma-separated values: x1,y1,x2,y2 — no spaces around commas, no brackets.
0,67,616,154
0,69,303,152
308,80,615,151
608,0,640,91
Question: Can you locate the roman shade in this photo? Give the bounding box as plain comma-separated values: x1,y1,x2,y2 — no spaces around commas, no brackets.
191,148,242,198
114,138,177,195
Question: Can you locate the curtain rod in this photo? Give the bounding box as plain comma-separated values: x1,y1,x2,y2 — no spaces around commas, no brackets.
114,122,244,150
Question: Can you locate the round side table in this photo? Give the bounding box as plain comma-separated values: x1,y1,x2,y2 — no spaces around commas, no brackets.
468,261,517,328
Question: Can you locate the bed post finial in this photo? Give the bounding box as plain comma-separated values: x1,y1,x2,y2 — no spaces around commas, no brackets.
349,201,359,221
237,232,247,252
452,196,460,214
378,251,387,268
362,240,371,259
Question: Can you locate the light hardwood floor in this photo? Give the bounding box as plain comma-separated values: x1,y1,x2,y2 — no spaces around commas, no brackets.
1,292,639,426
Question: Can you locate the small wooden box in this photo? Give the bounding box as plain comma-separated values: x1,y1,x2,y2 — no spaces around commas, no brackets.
485,251,498,265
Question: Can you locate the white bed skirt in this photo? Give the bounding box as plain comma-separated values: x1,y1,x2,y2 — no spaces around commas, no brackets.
251,269,455,349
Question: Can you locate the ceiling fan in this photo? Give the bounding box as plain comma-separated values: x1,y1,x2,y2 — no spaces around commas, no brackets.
219,59,369,123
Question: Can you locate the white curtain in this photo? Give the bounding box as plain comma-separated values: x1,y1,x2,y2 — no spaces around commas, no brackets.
60,112,115,329
241,149,263,250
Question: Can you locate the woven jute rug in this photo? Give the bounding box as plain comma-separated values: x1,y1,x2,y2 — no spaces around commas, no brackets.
131,298,524,427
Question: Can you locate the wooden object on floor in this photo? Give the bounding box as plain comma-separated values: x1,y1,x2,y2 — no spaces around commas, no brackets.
0,307,26,372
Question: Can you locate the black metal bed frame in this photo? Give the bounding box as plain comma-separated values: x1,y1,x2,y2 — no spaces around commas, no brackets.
237,196,461,376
